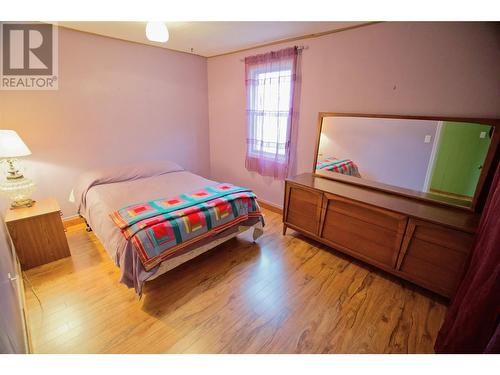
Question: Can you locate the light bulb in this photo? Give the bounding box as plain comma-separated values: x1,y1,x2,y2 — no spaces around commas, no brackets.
146,22,169,43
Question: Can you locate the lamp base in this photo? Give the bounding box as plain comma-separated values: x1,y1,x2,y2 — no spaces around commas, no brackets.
10,198,36,209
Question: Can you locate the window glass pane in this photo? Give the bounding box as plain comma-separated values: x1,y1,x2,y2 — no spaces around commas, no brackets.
248,64,292,157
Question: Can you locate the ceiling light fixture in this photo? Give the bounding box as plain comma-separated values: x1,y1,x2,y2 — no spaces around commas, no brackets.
146,22,169,43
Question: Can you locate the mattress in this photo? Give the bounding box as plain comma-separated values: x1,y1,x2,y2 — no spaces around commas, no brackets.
73,162,263,294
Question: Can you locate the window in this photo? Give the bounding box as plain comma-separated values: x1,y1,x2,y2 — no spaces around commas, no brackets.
245,47,299,179
248,66,293,157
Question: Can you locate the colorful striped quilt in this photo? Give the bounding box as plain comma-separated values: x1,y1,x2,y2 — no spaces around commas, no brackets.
316,156,361,177
110,183,264,271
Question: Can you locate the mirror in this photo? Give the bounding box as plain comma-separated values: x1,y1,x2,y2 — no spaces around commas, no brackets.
314,114,498,209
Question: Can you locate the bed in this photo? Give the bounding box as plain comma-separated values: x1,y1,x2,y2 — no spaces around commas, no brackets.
71,161,264,295
315,156,361,177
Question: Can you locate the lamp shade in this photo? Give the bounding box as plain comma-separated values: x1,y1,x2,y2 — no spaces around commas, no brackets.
0,130,31,158
146,22,169,43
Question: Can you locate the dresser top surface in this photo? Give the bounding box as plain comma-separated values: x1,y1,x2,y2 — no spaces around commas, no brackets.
5,197,60,223
287,174,480,233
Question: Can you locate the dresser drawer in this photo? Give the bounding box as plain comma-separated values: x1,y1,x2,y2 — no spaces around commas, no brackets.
320,194,408,268
284,184,323,235
396,219,474,297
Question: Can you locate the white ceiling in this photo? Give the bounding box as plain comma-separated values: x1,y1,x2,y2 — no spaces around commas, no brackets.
56,22,368,57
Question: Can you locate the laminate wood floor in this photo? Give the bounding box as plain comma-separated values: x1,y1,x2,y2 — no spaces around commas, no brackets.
24,208,447,353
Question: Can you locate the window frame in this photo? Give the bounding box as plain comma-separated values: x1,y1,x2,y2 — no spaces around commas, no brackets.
246,63,294,160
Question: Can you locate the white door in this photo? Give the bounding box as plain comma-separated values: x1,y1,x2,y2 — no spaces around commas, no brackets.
0,221,28,354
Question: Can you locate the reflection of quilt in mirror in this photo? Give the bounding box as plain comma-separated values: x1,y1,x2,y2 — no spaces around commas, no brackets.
316,157,361,177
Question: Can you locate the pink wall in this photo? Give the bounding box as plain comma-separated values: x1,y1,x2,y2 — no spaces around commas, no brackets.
207,22,500,207
1,22,499,216
319,117,439,191
0,27,210,216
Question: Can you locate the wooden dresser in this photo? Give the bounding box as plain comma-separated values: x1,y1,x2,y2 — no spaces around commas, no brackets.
283,174,480,298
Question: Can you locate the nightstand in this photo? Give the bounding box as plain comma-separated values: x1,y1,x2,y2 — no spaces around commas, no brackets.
5,197,71,270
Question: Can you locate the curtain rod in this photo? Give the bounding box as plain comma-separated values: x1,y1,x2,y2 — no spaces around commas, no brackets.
239,45,307,62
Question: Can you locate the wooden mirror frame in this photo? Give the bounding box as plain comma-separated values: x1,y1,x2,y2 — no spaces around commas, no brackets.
313,112,500,212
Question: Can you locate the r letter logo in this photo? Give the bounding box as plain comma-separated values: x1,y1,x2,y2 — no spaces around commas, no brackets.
1,22,58,90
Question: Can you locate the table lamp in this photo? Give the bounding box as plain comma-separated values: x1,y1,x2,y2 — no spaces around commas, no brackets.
0,130,36,208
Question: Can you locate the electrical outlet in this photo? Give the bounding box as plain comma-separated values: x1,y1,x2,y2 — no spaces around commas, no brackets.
424,135,432,143
480,131,487,139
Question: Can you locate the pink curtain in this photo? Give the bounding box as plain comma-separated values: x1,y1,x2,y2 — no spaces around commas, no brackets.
245,47,300,179
434,161,500,353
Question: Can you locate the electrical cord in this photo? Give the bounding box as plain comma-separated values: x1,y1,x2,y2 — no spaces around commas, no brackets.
22,271,42,310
